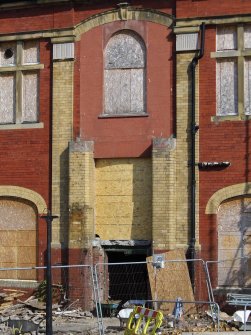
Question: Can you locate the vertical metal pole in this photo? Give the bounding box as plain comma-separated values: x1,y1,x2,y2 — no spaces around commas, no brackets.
41,211,58,335
46,212,52,335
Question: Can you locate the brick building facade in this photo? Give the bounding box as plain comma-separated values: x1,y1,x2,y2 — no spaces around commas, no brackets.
0,0,250,307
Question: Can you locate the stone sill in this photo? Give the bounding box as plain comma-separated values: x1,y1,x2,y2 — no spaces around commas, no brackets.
211,115,251,122
0,122,44,130
98,113,149,119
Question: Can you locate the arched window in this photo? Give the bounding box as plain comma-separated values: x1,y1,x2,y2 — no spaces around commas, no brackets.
0,197,37,280
104,30,146,116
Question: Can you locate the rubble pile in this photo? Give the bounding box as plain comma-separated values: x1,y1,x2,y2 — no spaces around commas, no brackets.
0,290,95,335
0,289,26,310
0,290,247,335
161,311,239,334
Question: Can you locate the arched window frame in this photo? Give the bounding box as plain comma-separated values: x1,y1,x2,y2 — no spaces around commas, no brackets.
103,30,147,117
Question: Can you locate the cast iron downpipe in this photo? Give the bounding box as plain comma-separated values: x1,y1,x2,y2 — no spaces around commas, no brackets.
189,22,205,291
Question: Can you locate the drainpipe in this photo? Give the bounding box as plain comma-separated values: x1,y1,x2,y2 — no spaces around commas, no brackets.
189,22,205,291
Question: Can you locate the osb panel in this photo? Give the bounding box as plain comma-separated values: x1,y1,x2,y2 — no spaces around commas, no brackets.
218,197,251,287
147,250,194,314
95,158,152,240
17,247,36,264
0,231,17,246
0,246,17,263
16,231,36,247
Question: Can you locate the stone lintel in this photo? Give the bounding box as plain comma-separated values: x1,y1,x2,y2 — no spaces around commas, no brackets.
69,139,94,153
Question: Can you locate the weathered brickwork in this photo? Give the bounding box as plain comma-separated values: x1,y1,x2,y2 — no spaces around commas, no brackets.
152,137,176,251
69,140,95,249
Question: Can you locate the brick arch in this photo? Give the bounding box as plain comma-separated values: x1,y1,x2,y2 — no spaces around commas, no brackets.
74,8,173,37
0,186,47,214
205,183,251,214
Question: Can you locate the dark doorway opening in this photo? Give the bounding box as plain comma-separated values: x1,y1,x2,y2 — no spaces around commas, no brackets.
106,250,149,302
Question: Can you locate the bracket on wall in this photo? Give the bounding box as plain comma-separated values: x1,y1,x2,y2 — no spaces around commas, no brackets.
198,161,231,169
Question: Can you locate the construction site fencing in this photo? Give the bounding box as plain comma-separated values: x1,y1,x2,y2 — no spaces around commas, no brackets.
94,258,213,335
0,264,99,335
0,258,240,335
205,256,251,293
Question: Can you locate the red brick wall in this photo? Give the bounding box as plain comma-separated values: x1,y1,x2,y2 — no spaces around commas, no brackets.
177,0,251,18
79,21,174,158
176,0,251,295
198,25,251,260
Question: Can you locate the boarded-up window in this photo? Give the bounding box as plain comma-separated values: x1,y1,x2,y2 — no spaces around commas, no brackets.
22,71,39,122
244,58,251,115
104,31,146,116
0,73,16,123
216,26,238,116
216,59,238,116
0,41,40,124
217,26,237,51
218,197,251,287
0,198,37,280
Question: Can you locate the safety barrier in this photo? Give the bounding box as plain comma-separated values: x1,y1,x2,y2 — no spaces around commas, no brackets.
125,306,163,335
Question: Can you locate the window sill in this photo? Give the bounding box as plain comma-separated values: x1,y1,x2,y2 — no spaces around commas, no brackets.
0,122,44,130
98,113,149,119
211,115,251,122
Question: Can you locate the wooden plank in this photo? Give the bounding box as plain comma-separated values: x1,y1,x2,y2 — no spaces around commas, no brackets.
147,250,195,315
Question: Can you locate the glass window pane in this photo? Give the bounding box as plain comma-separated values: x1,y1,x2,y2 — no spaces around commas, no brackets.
23,41,39,64
216,59,238,116
0,73,15,124
0,42,16,66
217,26,237,51
244,58,251,115
22,71,38,122
105,31,145,69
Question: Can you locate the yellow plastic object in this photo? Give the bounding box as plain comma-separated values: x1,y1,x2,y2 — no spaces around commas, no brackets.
124,306,163,335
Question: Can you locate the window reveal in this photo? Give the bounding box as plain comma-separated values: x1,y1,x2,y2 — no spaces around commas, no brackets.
0,41,43,125
213,25,251,119
104,31,146,116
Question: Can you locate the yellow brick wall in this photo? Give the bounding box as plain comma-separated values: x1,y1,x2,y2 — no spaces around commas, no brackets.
51,61,74,246
176,53,200,248
152,137,176,250
69,141,95,248
95,158,152,240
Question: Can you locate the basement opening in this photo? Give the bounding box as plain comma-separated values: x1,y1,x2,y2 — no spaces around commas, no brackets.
105,248,149,302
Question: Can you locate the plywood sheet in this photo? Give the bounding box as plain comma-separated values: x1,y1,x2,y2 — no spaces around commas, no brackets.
147,250,194,315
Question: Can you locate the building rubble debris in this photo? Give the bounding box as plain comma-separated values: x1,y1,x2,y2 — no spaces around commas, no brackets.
0,289,249,334
0,289,95,335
